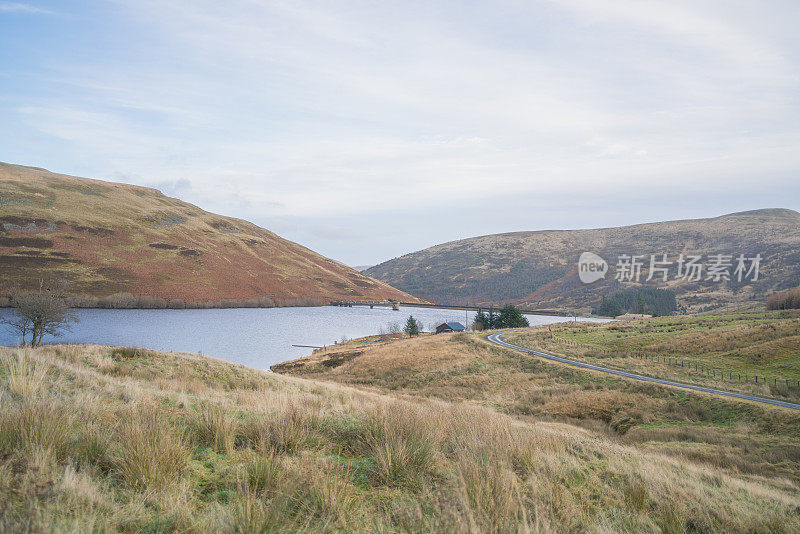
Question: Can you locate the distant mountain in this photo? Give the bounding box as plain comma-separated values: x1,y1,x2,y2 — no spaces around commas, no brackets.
365,209,800,312
0,162,420,306
351,265,373,272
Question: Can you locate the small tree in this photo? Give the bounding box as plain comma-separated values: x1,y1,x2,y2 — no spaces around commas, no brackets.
498,304,529,328
2,312,31,345
403,315,420,337
2,285,76,347
487,308,499,329
473,309,489,330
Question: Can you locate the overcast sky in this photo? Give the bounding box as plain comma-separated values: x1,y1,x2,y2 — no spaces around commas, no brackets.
2,1,799,266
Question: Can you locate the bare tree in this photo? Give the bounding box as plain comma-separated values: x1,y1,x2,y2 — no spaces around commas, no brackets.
2,283,76,347
1,312,31,345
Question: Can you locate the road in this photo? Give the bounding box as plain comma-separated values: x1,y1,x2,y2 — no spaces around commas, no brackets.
485,331,800,411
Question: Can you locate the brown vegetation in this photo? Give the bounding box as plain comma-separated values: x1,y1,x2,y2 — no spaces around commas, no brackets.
505,311,800,402
2,344,799,531
365,208,800,313
0,162,421,305
275,325,800,484
767,287,800,310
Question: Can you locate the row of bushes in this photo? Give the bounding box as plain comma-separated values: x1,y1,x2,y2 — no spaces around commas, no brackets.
473,305,530,329
766,287,800,310
594,287,677,317
0,292,324,310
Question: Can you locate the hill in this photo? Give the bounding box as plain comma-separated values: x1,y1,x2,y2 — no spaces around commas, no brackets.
365,209,800,312
0,162,418,306
3,342,800,531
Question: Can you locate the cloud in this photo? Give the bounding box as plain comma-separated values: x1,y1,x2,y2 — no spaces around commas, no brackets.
150,178,192,197
0,2,55,15
3,0,799,263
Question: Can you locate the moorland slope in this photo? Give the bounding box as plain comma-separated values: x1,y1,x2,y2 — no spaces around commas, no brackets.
366,209,800,311
0,163,418,306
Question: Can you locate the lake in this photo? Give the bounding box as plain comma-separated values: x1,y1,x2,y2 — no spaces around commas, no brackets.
0,306,609,370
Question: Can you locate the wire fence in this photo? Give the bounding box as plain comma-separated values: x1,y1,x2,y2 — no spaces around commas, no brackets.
551,337,800,389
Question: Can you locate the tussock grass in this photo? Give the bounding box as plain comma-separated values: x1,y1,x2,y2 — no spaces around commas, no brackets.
112,405,189,491
278,324,800,484
361,405,440,486
240,401,319,455
2,350,49,398
1,342,799,532
242,452,282,495
191,402,238,454
0,399,75,463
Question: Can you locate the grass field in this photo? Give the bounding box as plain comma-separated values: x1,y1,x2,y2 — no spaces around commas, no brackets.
2,341,800,532
275,318,800,485
505,311,800,402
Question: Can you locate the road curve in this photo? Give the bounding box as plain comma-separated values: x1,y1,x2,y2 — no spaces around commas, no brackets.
485,331,800,411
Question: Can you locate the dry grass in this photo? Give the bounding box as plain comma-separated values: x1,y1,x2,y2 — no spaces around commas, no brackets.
767,287,800,310
1,342,799,532
112,405,189,492
2,349,49,397
277,326,800,484
191,402,238,454
506,311,800,402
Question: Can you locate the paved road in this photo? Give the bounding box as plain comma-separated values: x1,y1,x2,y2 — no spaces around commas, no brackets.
485,331,800,411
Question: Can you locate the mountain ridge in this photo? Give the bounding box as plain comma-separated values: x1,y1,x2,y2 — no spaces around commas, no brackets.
0,162,420,306
366,209,800,312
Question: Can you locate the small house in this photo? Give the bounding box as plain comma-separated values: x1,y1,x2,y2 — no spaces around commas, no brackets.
435,321,466,334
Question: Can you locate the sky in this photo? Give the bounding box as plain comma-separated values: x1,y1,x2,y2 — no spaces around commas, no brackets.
1,1,799,266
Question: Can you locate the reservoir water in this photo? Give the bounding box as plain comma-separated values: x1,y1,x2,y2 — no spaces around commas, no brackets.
0,306,609,370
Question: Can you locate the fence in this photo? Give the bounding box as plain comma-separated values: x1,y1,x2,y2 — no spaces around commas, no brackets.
551,337,800,389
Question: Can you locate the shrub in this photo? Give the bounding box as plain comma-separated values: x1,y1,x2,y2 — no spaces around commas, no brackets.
168,299,186,309
98,292,137,308
594,287,677,316
766,287,800,310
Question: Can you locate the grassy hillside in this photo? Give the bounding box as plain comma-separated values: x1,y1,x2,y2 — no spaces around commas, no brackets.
275,316,800,483
2,344,799,532
365,209,800,312
505,311,800,402
0,162,419,306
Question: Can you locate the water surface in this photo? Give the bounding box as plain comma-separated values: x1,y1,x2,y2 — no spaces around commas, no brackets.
0,306,609,370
